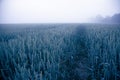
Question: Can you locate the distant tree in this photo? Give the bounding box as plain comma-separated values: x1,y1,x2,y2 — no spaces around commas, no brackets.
92,13,120,23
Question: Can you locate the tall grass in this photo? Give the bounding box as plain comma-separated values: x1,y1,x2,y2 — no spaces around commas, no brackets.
85,24,120,80
0,24,120,80
0,25,77,80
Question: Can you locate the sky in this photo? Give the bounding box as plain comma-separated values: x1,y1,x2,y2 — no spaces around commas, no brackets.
0,0,120,23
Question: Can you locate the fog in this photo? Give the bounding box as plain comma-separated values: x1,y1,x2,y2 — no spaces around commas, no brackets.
0,0,120,23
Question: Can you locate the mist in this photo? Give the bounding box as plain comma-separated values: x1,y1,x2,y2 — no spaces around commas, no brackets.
0,0,120,23
0,1,120,80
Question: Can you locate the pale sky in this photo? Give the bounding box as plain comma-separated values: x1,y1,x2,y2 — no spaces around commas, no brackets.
0,0,120,23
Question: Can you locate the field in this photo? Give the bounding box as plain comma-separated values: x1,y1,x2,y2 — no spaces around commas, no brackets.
0,24,120,80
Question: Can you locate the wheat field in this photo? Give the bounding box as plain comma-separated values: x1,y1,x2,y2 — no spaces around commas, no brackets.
0,24,120,80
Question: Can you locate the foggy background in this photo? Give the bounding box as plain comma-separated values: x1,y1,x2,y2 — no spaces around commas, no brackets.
0,0,120,23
